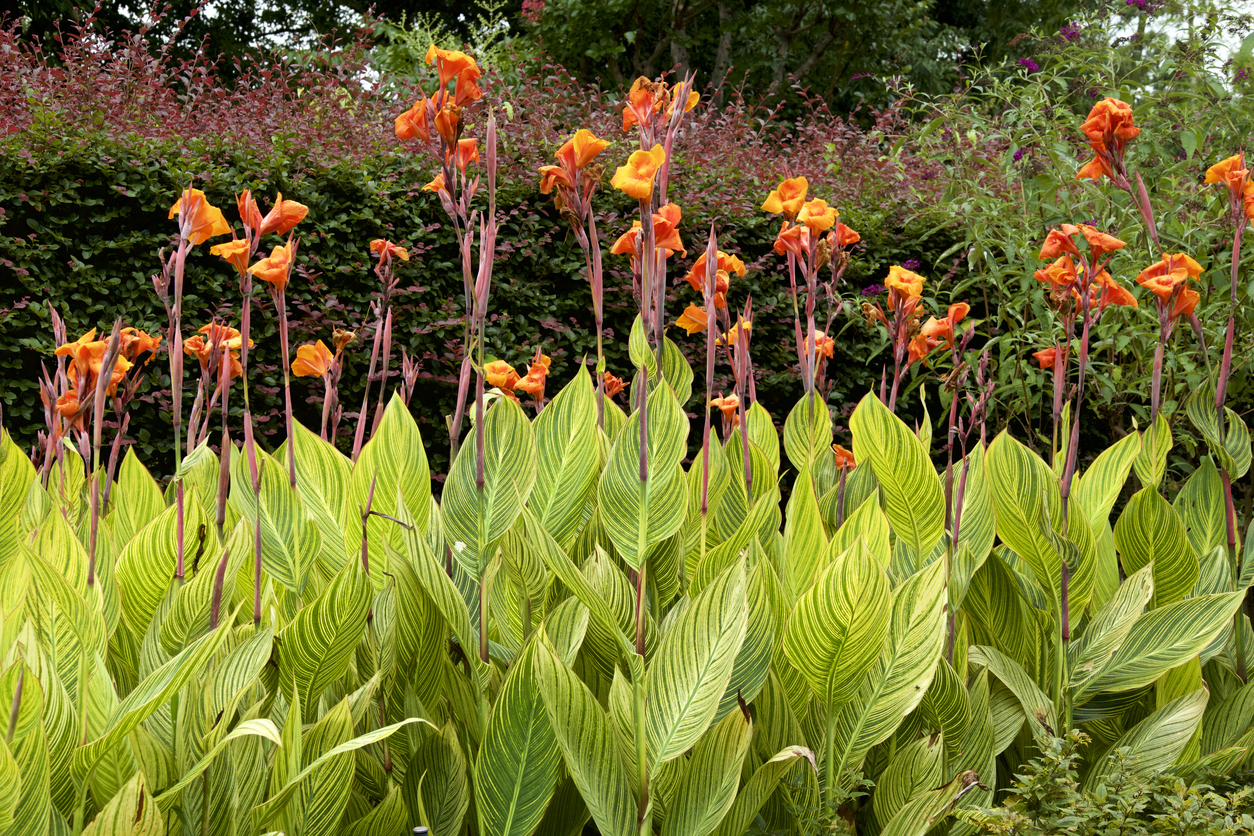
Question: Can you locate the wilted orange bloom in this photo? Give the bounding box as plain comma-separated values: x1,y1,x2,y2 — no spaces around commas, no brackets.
830,222,860,248
710,394,740,426
1205,155,1249,195
1080,97,1140,145
1076,142,1114,181
1039,225,1081,260
258,193,308,237
611,204,686,262
426,45,480,90
370,239,410,262
798,199,838,234
1078,224,1125,261
1032,347,1059,370
674,303,709,335
1090,271,1139,312
610,145,666,200
423,172,448,194
761,177,808,217
57,330,134,397
484,359,521,390
621,77,657,133
832,444,856,470
333,329,356,353
603,371,625,398
448,137,479,172
168,188,230,245
292,340,332,378
716,318,751,348
920,302,970,349
907,333,937,367
805,330,835,359
434,103,461,145
885,265,924,302
236,190,264,231
1135,253,1203,301
395,95,430,141
1034,256,1079,289
210,238,251,273
249,242,295,291
119,327,161,364
556,129,610,171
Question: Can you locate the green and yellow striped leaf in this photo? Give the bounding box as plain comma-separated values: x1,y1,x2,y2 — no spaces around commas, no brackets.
661,709,752,836
1083,689,1208,790
597,381,689,569
879,771,984,836
229,445,321,595
850,393,945,562
350,392,432,554
1069,563,1154,704
83,773,163,836
708,746,815,836
405,722,468,836
783,542,890,708
532,369,599,551
1186,387,1251,479
1133,414,1171,488
289,419,353,571
783,394,833,473
1174,459,1228,559
533,637,636,836
116,486,208,636
1075,432,1141,529
782,466,827,599
968,645,1055,739
1113,486,1199,608
475,641,561,836
647,560,748,768
444,396,538,575
873,732,945,826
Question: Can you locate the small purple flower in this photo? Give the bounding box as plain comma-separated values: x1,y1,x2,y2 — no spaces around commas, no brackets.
1018,58,1040,73
1013,148,1026,162
861,284,884,296
903,259,920,270
1059,23,1082,43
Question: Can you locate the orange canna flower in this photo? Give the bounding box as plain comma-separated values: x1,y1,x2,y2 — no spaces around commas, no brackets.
919,302,970,349
885,265,924,302
56,389,82,421
653,203,686,257
423,172,448,194
710,394,740,426
291,340,332,378
683,250,745,304
1076,142,1113,181
1039,225,1081,260
832,444,856,470
210,238,251,273
168,188,230,245
1032,347,1059,370
831,222,860,248
538,165,572,195
395,95,430,142
761,177,808,217
1206,155,1249,193
1078,224,1125,261
556,129,610,171
603,371,625,398
1135,253,1203,301
249,242,295,292
484,359,521,390
805,329,835,359
716,318,751,348
434,103,461,145
513,350,552,397
674,303,709,335
1090,271,1139,312
236,190,264,231
370,239,409,262
907,333,937,367
610,145,666,200
1170,286,1200,320
258,193,308,237
665,89,700,119
448,137,479,172
426,45,480,89
119,327,162,364
620,77,657,133
798,199,838,234
1080,97,1140,145
55,329,99,360
453,71,483,107
1034,256,1079,289
773,222,809,261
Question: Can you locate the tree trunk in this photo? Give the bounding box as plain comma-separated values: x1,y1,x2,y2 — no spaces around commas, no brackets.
711,2,734,93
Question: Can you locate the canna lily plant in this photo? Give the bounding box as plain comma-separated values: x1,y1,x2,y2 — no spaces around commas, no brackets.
3,53,1254,836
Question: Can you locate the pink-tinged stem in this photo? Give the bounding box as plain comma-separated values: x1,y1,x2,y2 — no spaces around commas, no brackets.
6,668,23,745
320,374,332,440
1051,343,1064,459
835,468,848,528
102,413,129,514
209,547,230,629
738,326,753,498
371,306,394,438
700,227,718,517
275,288,296,489
87,323,122,587
361,471,378,576
244,413,263,625
589,211,606,428
175,482,186,584
352,306,385,462
216,340,231,537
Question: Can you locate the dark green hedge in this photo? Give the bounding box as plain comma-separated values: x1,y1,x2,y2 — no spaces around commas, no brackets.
0,131,959,479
